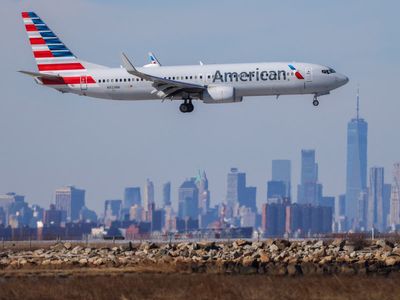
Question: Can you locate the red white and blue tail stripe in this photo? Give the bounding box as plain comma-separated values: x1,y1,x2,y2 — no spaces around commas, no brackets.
22,12,86,73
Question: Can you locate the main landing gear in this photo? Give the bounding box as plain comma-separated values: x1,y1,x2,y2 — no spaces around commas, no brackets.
179,99,194,113
313,95,320,107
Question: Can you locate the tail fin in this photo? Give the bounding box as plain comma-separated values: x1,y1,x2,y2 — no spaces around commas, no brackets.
21,12,86,73
143,52,161,67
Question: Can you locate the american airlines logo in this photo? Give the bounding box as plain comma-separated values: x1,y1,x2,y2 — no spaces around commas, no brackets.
213,69,287,83
212,65,303,83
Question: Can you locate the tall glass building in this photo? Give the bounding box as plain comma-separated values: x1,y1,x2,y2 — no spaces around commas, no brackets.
272,160,291,198
345,91,368,228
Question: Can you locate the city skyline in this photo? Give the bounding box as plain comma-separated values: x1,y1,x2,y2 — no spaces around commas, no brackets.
1,0,399,213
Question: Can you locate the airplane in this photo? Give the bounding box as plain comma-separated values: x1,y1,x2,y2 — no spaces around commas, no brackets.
20,12,349,113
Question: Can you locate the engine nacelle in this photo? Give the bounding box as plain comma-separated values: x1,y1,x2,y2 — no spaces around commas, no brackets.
202,85,243,103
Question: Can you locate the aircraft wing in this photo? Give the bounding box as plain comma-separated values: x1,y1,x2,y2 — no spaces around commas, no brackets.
19,70,62,80
121,53,206,99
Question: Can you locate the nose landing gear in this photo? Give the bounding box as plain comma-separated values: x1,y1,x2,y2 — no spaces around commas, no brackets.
312,95,319,106
179,99,194,113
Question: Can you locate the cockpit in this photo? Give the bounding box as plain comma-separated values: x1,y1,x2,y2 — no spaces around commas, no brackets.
321,68,336,74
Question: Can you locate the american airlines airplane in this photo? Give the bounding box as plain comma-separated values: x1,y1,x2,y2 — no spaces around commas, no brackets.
20,12,349,113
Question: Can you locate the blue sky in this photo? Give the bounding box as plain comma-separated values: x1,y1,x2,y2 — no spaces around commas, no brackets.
0,0,399,213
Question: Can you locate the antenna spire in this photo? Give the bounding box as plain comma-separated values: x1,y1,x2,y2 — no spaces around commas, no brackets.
356,86,360,120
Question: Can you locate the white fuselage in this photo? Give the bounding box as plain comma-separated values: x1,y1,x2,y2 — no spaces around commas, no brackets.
45,62,349,102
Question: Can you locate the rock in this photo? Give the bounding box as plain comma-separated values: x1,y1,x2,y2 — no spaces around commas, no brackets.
376,239,395,250
385,256,400,266
274,240,291,250
64,242,72,250
79,258,88,265
269,244,279,252
71,246,82,254
51,243,65,251
314,240,325,248
233,240,250,249
332,239,346,250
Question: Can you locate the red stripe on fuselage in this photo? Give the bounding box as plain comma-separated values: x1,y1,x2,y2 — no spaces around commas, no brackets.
30,38,46,45
25,24,38,32
295,72,304,80
38,63,85,71
33,51,54,58
42,76,96,85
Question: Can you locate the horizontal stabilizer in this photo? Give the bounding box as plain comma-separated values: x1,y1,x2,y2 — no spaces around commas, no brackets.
19,70,62,80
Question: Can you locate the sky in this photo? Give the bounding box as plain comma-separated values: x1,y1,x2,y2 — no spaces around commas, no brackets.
0,0,399,214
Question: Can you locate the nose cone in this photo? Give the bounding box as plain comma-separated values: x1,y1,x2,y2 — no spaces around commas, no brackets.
336,74,349,87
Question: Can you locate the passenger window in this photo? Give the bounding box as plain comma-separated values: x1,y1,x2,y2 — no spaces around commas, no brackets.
200,76,203,79
190,76,193,79
111,79,114,82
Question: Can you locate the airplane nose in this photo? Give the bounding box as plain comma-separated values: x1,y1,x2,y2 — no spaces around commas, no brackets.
337,74,349,86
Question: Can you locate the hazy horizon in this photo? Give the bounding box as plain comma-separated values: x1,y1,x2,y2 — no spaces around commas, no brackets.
0,0,399,214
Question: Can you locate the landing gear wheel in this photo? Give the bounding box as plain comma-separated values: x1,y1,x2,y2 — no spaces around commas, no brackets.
313,99,319,106
179,103,189,113
187,103,194,112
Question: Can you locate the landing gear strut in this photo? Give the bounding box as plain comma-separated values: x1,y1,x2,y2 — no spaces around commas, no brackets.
313,95,319,107
179,99,194,113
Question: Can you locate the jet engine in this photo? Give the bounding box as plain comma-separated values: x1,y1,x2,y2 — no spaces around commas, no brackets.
202,85,243,103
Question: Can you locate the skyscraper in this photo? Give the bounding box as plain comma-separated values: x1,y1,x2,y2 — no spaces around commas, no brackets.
367,167,384,231
272,160,291,198
143,179,155,212
124,187,141,209
195,171,210,215
345,89,368,228
390,162,400,228
178,179,199,220
162,182,171,207
267,181,287,201
297,150,321,205
226,168,246,209
55,186,85,222
104,199,122,226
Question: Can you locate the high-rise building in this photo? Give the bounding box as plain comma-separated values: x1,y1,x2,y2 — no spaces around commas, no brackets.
226,168,246,209
390,163,400,228
383,184,392,231
334,194,347,232
297,150,322,205
345,89,368,228
267,181,287,201
104,200,122,226
124,187,141,209
143,179,155,212
261,200,288,237
178,179,199,220
244,186,257,213
195,171,210,214
55,186,85,222
367,167,384,231
162,182,171,207
0,193,25,225
43,204,63,227
357,190,368,230
272,160,291,198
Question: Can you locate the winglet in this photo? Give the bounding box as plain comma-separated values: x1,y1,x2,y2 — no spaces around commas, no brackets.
121,52,137,73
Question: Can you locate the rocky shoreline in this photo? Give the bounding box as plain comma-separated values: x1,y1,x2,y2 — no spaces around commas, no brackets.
0,239,400,276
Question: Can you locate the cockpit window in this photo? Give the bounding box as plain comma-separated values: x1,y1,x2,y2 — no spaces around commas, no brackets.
322,68,336,74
